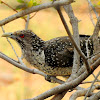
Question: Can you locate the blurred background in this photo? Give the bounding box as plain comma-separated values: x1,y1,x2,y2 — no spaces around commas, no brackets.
0,0,100,100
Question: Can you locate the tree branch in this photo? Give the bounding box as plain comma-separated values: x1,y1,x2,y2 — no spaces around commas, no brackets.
70,84,100,100
51,91,67,100
0,52,64,84
84,71,100,100
55,6,91,73
92,17,100,54
25,15,30,30
87,0,99,19
64,4,80,76
51,4,80,100
0,0,27,22
1,0,18,13
0,0,73,26
29,57,100,100
87,91,100,100
1,26,20,60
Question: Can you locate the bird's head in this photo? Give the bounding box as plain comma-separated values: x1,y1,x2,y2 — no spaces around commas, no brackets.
2,30,44,50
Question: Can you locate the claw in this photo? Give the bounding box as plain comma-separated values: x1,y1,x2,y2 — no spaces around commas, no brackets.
45,75,56,83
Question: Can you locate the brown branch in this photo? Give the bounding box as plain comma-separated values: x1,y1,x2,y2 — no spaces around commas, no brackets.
51,91,67,100
77,54,100,78
55,6,91,73
29,12,38,19
0,0,73,26
87,0,99,19
25,15,30,30
51,4,80,100
84,71,100,100
70,84,100,100
87,91,100,100
64,4,80,76
90,54,100,66
0,52,64,84
1,1,27,22
1,26,26,67
1,0,18,13
1,26,19,59
92,17,100,54
51,5,100,99
82,80,100,84
29,57,100,100
88,5,95,26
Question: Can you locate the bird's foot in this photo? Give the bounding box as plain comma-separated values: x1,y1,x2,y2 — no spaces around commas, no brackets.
62,75,70,79
69,89,74,92
45,75,56,83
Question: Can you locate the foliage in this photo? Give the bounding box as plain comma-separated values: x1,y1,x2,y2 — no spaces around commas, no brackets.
91,0,100,7
16,0,40,10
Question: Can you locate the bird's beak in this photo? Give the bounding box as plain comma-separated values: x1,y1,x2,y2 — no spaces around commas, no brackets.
2,32,13,38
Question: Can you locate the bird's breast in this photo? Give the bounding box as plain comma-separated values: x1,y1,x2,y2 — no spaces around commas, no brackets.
23,49,45,69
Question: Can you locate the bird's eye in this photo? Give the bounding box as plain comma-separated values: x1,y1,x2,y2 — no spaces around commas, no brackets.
19,34,24,38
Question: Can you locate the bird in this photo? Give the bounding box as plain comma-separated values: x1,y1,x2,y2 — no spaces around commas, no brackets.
2,30,99,78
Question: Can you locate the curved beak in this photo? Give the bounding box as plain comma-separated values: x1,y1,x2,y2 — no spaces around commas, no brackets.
2,32,13,37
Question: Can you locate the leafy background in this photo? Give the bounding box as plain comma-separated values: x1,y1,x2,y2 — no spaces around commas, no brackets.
0,0,100,100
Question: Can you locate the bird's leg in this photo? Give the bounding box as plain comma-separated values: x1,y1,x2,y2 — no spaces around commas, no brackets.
62,75,70,79
45,75,57,83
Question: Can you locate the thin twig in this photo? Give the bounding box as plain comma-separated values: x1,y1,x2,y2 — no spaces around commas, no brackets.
29,12,38,19
84,71,100,100
0,51,99,100
1,0,27,22
1,26,19,59
51,91,67,100
87,91,100,100
92,73,100,82
85,39,96,79
1,27,29,67
0,0,73,26
87,0,99,19
28,58,100,100
1,0,18,13
16,14,31,66
56,6,91,73
70,84,100,100
0,52,64,84
88,5,95,26
82,80,100,84
92,17,100,54
64,4,80,76
25,15,30,30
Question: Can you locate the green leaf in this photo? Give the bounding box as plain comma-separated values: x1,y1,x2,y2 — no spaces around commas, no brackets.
93,4,96,7
21,16,27,19
27,0,34,7
33,2,38,6
17,0,25,3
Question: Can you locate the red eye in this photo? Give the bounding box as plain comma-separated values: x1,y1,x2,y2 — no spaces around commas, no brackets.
20,34,24,38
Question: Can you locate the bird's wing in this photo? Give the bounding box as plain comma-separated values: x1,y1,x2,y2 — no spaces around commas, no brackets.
44,36,74,68
44,35,99,68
